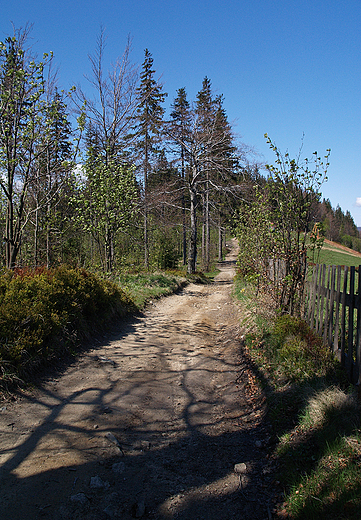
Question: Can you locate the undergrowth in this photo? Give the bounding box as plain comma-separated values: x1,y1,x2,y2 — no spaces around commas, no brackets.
234,275,361,520
0,266,136,387
116,271,186,308
0,266,185,391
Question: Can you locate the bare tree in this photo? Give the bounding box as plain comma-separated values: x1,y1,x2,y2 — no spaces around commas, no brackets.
74,28,139,165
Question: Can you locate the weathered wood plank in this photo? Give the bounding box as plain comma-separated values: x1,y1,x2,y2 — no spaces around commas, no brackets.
323,265,331,344
327,265,336,348
346,266,355,381
340,266,348,367
333,265,342,358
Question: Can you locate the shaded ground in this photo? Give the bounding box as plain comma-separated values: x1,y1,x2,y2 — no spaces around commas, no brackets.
0,240,279,519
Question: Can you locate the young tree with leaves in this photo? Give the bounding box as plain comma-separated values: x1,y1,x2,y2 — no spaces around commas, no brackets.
73,156,138,272
0,27,61,268
236,135,330,315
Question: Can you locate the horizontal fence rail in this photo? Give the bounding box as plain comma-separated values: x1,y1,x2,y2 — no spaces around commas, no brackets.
304,263,361,385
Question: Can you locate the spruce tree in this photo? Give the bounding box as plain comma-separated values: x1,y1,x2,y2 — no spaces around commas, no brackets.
134,49,167,268
170,87,191,265
195,77,217,269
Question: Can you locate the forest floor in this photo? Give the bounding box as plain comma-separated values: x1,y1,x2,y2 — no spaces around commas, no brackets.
0,240,280,520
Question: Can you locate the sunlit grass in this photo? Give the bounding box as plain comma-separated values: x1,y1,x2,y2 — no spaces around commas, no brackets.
309,241,361,268
117,271,186,308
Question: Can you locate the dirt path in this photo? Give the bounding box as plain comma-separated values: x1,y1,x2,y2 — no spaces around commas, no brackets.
0,240,277,520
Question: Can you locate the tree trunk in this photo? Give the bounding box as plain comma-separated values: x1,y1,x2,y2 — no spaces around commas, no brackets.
201,192,205,269
181,149,187,266
144,131,149,270
187,186,198,274
205,179,210,271
34,204,39,268
218,219,223,262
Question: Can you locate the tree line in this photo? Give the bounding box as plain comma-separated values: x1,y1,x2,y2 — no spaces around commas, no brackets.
0,26,251,273
1,25,359,282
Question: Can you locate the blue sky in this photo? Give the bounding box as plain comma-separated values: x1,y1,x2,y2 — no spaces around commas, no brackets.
2,0,361,224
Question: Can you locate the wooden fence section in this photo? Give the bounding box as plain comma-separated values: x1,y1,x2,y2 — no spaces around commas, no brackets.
304,263,361,385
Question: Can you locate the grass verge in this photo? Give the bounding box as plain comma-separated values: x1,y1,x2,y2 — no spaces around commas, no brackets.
234,275,361,520
116,270,186,309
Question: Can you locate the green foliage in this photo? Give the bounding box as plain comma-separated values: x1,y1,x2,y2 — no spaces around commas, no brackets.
236,135,330,315
151,226,181,270
318,198,360,248
72,159,138,272
270,315,335,381
0,266,134,382
235,187,274,280
234,278,360,520
117,271,184,309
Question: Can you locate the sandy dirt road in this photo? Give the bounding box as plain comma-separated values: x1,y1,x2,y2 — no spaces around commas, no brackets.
0,240,277,519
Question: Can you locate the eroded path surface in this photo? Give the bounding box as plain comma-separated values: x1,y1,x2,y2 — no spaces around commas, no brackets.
0,241,275,519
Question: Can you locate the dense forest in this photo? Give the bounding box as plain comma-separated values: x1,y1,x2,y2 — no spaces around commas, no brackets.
0,27,359,275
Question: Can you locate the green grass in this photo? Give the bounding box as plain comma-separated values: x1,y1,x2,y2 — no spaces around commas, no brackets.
116,271,186,308
234,277,361,520
310,241,361,268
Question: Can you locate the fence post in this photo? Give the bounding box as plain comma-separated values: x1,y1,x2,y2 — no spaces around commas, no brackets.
340,266,348,368
333,265,342,358
346,266,355,381
327,265,336,349
308,264,318,327
356,266,361,389
323,265,331,344
317,264,327,336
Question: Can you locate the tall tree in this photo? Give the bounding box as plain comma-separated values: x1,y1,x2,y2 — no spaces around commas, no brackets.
73,156,138,272
29,90,75,267
0,27,53,268
170,87,191,265
133,49,167,268
195,77,215,269
75,29,138,166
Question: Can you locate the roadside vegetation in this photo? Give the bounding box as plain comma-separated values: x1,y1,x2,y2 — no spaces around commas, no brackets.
0,266,185,391
234,276,361,520
234,137,361,518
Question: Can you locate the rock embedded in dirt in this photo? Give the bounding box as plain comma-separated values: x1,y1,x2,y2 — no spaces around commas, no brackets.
234,462,248,474
105,431,124,453
70,493,89,507
112,461,125,474
90,475,110,490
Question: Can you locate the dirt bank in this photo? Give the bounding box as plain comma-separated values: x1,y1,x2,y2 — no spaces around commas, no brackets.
0,240,278,519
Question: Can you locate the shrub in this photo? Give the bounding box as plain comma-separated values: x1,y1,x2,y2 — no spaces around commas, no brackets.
0,266,135,383
271,315,335,381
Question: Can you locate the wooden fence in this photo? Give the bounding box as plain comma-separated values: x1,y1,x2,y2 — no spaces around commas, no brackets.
304,263,361,385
